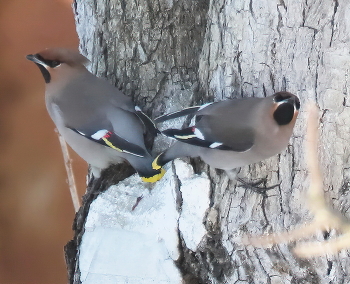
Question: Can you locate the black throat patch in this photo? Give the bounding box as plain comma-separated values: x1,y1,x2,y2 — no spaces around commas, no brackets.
273,103,294,125
35,63,51,83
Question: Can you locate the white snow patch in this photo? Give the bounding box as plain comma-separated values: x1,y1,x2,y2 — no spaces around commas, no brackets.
175,160,211,251
79,168,182,284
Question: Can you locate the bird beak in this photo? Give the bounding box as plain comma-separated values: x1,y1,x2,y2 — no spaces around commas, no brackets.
26,54,49,68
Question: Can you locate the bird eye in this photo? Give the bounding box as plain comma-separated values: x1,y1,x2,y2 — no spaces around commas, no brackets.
50,60,61,68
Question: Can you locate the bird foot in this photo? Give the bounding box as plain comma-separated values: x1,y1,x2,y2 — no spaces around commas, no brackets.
236,177,280,195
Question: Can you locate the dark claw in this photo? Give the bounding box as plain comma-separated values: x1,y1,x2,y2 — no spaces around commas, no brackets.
237,177,280,195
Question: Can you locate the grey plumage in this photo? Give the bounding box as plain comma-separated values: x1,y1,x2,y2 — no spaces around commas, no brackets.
27,48,164,182
153,92,300,173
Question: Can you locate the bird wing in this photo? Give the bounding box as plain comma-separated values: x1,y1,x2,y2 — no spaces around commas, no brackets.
162,124,254,152
50,99,148,158
49,75,155,157
154,106,203,123
161,99,257,152
154,102,220,123
107,88,159,136
134,106,160,136
69,127,147,157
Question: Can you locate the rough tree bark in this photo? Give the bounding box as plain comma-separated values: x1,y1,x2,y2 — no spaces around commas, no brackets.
66,0,350,283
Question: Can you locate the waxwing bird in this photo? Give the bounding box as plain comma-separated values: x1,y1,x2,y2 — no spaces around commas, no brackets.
26,48,164,182
152,92,300,174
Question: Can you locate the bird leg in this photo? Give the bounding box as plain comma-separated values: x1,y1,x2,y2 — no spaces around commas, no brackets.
237,177,280,195
224,169,279,194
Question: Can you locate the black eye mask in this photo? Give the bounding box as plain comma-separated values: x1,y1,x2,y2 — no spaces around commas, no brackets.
273,103,295,125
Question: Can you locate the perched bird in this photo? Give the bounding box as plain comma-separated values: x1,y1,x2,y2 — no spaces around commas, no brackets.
26,48,165,182
152,92,300,175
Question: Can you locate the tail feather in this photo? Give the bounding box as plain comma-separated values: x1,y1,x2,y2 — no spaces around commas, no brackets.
162,127,195,139
152,142,199,169
127,153,166,183
140,168,166,183
134,107,160,136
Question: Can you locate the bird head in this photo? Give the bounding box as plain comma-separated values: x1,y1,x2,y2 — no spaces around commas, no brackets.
26,48,89,83
272,92,300,126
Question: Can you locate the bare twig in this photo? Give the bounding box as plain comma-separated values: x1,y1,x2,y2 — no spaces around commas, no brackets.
57,130,81,212
244,103,350,257
294,231,350,257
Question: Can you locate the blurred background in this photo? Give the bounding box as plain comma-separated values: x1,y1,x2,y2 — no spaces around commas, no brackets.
0,0,87,283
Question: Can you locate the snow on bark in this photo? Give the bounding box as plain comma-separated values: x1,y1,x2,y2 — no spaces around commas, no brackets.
75,159,212,284
79,172,181,283
176,160,210,251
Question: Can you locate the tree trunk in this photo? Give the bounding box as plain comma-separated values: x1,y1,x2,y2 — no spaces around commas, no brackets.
66,0,350,283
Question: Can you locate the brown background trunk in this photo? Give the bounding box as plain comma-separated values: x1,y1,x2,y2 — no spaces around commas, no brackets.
0,1,85,283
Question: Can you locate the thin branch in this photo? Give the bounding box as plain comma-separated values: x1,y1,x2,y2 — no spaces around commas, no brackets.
294,231,350,257
246,222,324,247
57,130,81,212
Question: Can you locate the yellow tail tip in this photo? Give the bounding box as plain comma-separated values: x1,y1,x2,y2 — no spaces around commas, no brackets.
152,154,162,170
141,168,166,183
